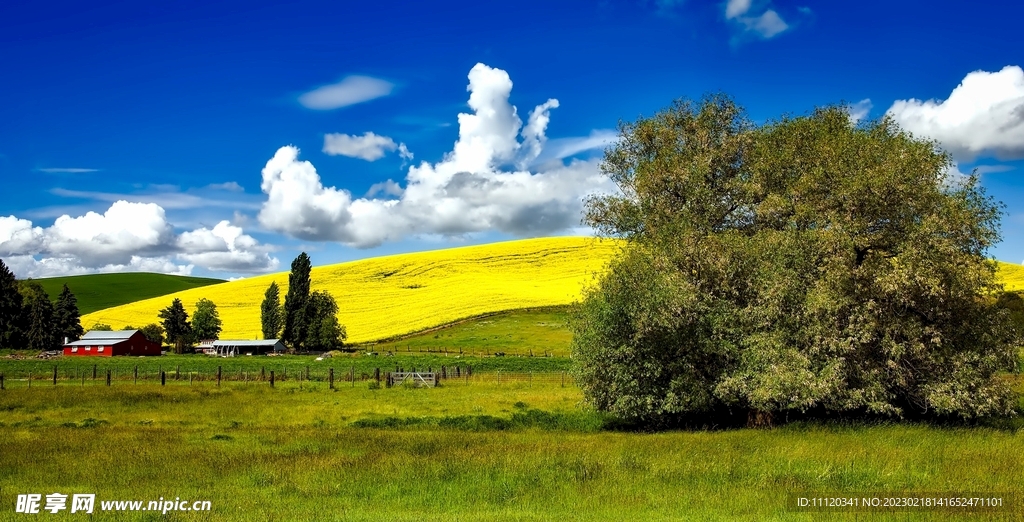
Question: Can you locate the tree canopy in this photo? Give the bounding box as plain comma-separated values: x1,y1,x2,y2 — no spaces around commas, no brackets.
305,290,347,350
261,281,283,340
158,298,192,354
19,281,59,352
191,298,222,342
54,283,84,344
0,259,24,349
571,94,1019,427
282,253,312,351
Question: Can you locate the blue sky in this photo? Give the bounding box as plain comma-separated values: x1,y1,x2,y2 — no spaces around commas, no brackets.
1,0,1022,279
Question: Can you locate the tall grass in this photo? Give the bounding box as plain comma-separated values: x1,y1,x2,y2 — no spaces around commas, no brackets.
1,384,1022,520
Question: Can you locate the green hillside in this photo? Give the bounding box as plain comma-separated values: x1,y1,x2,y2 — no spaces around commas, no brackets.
363,306,573,357
32,272,226,315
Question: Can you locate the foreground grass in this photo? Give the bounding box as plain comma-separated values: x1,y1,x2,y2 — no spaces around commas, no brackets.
32,273,225,316
1,383,1022,521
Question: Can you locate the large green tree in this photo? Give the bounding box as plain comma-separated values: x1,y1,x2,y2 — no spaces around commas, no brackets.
191,298,223,342
158,298,192,354
261,281,283,340
572,94,1019,427
305,290,347,350
19,281,60,352
53,283,84,344
139,323,165,346
282,253,312,351
0,259,25,349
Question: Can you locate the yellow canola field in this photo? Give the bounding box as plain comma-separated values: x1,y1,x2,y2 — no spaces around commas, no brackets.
81,237,623,344
996,261,1024,292
80,236,1024,344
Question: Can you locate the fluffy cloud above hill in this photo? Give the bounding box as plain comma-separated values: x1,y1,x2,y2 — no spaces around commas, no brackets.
0,201,278,278
257,63,618,248
887,65,1024,160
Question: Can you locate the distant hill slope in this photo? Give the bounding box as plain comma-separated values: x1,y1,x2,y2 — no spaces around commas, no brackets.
81,237,622,344
996,261,1024,292
77,239,1024,343
33,273,226,315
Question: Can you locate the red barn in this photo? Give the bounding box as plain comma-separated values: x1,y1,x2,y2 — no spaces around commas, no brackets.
63,330,162,357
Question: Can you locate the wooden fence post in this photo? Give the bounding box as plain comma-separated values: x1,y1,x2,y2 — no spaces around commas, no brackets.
134,366,138,384
28,371,31,388
270,371,275,388
261,367,266,381
53,366,57,386
306,366,310,381
374,368,380,383
0,373,4,390
329,368,334,390
189,372,193,385
106,369,111,386
93,364,97,380
217,366,222,387
351,366,355,387
176,366,180,380
161,371,166,386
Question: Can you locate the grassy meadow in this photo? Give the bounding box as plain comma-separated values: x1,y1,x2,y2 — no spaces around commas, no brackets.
1,382,1022,521
33,273,225,315
79,237,620,343
4,242,1024,520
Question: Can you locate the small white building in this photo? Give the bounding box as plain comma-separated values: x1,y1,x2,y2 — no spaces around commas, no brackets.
208,339,286,357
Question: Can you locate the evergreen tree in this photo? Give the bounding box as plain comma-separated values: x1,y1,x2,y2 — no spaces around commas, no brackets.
261,281,283,339
282,253,312,351
191,298,222,341
158,298,192,354
53,283,84,344
0,259,25,349
19,281,59,352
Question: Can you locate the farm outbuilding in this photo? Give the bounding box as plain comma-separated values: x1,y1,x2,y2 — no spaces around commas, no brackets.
63,330,162,357
208,339,285,357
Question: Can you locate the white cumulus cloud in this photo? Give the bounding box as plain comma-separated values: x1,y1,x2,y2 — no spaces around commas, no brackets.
323,132,413,162
258,63,619,248
886,65,1024,160
726,1,789,39
298,75,393,110
0,201,278,278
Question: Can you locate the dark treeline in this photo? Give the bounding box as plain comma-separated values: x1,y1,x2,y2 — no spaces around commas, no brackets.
0,259,84,351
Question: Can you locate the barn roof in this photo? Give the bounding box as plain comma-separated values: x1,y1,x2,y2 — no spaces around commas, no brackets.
65,330,140,346
80,330,139,341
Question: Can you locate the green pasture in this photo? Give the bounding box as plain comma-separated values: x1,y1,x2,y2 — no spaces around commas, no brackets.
1,383,1022,521
363,307,572,357
32,272,225,315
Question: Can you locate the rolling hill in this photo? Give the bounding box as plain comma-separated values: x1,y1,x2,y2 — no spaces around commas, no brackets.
77,237,1024,344
81,237,622,344
996,261,1024,292
32,273,226,315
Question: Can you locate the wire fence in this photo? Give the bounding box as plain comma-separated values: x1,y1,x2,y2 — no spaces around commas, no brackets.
0,366,576,389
